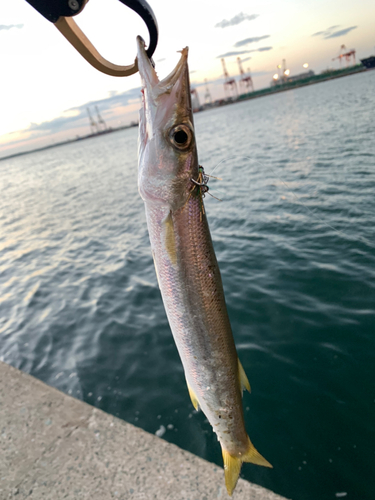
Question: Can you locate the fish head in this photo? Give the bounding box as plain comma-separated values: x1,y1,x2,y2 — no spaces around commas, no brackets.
137,36,198,211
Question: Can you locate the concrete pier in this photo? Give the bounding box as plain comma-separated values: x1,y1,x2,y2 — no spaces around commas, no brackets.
0,361,287,500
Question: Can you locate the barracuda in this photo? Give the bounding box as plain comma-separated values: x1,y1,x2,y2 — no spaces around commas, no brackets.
136,36,272,495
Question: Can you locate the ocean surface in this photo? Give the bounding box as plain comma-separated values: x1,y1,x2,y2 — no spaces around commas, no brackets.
1,70,374,500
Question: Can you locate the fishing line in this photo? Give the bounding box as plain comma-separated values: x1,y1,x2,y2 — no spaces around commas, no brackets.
206,155,350,240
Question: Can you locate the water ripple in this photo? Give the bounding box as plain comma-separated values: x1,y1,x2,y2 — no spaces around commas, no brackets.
1,73,375,500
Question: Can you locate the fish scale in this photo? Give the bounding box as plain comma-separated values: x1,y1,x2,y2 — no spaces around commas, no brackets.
146,191,241,440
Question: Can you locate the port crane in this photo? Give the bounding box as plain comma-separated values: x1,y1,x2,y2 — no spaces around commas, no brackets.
237,57,254,93
95,106,108,131
332,45,356,67
204,79,212,104
221,58,238,99
87,108,99,135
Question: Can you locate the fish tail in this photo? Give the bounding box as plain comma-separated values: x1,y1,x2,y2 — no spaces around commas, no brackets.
222,448,242,496
221,438,272,496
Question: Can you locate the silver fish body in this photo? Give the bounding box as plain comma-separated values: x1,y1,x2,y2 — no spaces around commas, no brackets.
136,37,271,495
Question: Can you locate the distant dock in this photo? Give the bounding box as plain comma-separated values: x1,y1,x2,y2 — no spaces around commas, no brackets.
211,64,367,109
0,123,139,163
1,64,367,163
0,361,287,500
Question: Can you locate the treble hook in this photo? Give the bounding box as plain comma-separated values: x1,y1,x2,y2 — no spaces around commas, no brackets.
191,166,210,195
25,0,158,76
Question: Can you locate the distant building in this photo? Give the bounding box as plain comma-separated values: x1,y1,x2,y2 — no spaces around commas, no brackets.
286,70,315,83
271,69,315,87
360,56,375,69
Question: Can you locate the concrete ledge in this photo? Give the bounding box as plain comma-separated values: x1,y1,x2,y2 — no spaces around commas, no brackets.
0,361,287,499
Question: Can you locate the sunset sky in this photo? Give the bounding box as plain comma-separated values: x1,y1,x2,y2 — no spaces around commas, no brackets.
1,0,374,157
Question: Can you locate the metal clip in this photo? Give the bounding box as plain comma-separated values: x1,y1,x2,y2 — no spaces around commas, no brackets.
26,0,158,77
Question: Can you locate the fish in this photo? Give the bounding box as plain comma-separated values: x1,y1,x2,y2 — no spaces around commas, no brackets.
136,36,272,495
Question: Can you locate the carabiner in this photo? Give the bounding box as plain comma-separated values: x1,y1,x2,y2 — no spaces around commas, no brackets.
25,0,158,77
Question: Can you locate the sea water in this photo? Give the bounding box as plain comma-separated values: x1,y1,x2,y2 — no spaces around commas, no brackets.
1,70,374,500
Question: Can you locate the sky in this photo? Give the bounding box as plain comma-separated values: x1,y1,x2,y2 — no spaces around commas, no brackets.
1,0,374,158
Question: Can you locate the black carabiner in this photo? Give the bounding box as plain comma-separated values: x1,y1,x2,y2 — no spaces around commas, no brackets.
119,0,157,61
25,0,158,76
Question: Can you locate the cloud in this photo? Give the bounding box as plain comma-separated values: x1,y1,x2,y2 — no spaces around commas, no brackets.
241,56,252,63
311,25,357,39
234,35,270,47
0,24,24,31
217,50,252,58
13,87,142,138
73,87,141,112
325,26,357,38
215,12,258,29
217,46,273,58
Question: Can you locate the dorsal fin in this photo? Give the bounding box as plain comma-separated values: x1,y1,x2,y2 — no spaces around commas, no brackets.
238,359,251,393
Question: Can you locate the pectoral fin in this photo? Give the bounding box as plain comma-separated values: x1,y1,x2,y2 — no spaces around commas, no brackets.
238,359,251,393
162,211,177,265
186,381,199,410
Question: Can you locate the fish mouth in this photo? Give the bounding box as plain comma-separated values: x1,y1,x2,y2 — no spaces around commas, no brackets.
136,35,189,97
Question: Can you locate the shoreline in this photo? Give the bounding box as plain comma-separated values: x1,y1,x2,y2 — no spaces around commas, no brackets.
0,360,287,499
0,64,368,162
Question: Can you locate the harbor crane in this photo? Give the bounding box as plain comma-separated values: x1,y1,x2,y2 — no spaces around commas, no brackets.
221,58,238,99
204,79,212,104
95,106,108,131
332,45,356,67
237,57,254,93
87,108,99,135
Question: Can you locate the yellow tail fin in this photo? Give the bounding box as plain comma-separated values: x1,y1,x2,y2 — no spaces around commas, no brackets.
221,439,272,496
222,449,242,496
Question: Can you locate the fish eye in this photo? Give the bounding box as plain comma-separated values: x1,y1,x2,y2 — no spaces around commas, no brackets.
169,124,192,150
